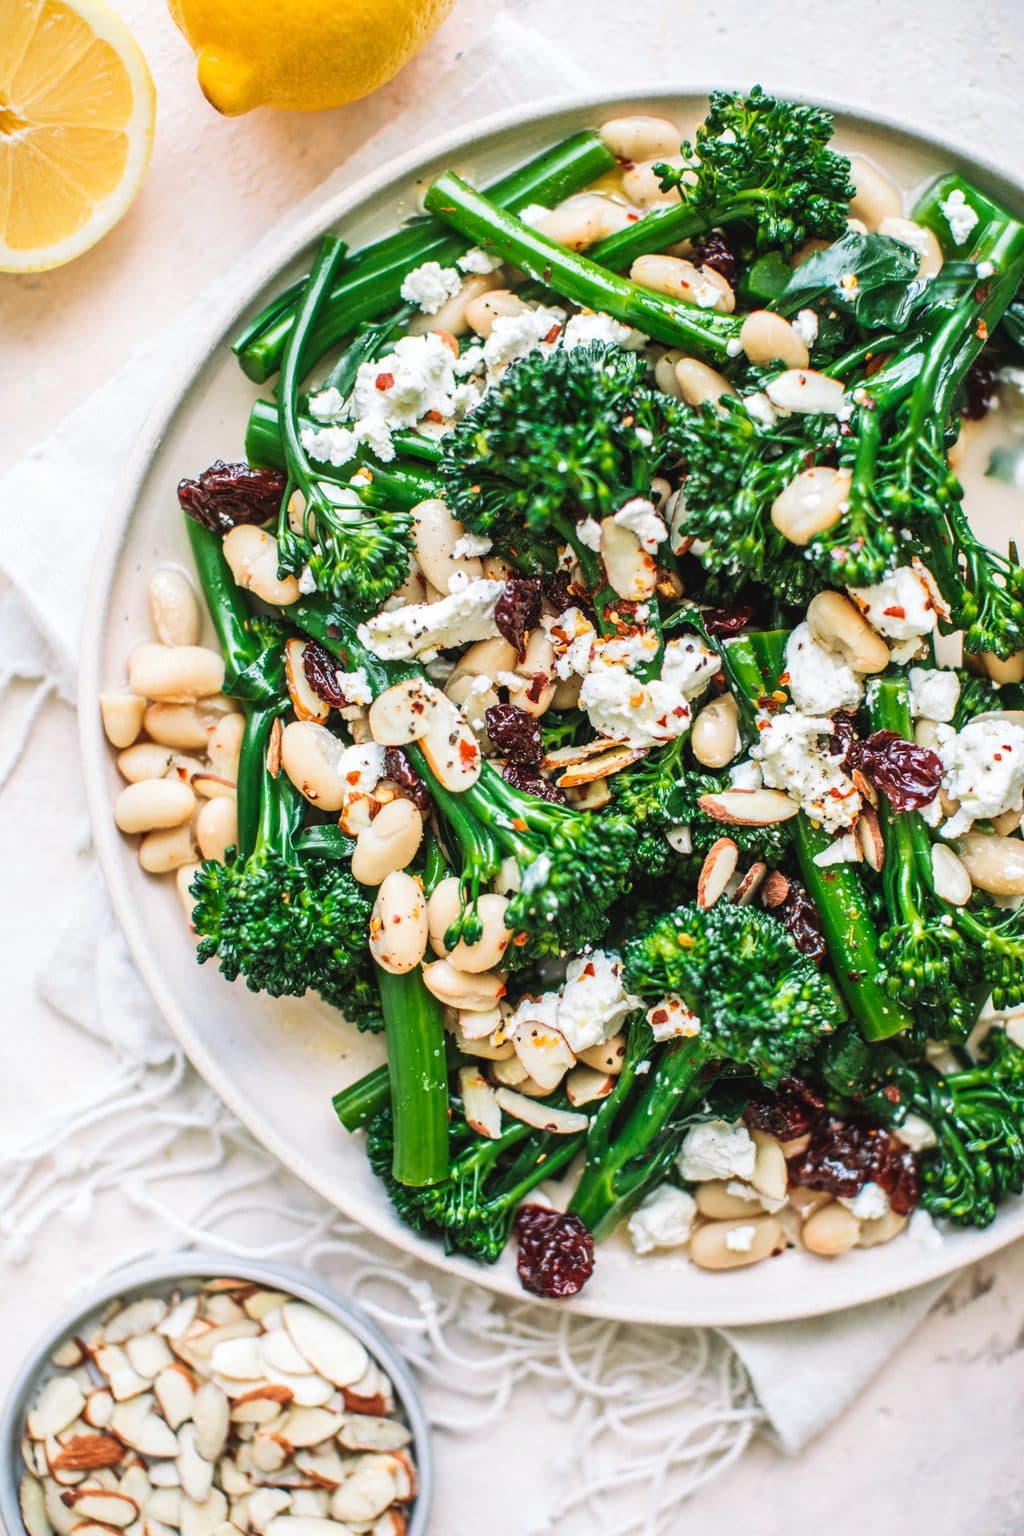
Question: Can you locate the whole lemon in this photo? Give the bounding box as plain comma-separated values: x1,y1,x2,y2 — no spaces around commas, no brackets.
167,0,456,115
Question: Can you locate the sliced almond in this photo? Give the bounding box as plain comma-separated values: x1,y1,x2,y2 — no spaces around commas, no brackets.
697,837,739,909
330,1465,398,1525
458,1065,502,1139
208,1338,264,1382
578,1033,627,1075
191,1383,229,1463
760,869,791,908
157,1300,199,1342
417,706,482,792
540,738,627,770
851,766,879,808
143,1489,183,1528
281,1307,368,1392
267,1520,352,1536
257,1368,334,1409
556,744,646,788
175,1426,213,1505
732,861,768,905
180,1490,228,1536
175,1321,260,1371
288,1493,328,1519
20,1474,54,1536
511,1019,575,1092
242,1291,290,1323
83,1390,116,1431
493,1088,588,1134
125,1335,174,1382
23,1436,48,1477
64,1492,138,1528
28,1377,86,1440
94,1346,151,1403
697,788,799,826
148,1464,182,1492
565,1065,615,1107
600,517,658,600
109,1399,180,1459
386,1450,417,1503
367,677,442,747
856,804,885,872
46,1439,87,1487
215,1461,246,1498
273,1407,343,1451
230,1387,294,1425
153,1367,195,1432
249,1437,288,1476
45,1481,82,1536
336,1417,412,1454
372,1513,407,1536
103,1300,169,1346
52,1341,86,1370
248,1491,292,1534
118,1468,152,1506
292,1448,347,1489
488,1053,529,1087
51,1437,124,1473
258,1332,312,1379
455,1004,504,1042
932,842,973,906
285,639,331,724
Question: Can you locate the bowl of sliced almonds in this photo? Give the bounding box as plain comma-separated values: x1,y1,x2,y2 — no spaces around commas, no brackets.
1,1254,431,1536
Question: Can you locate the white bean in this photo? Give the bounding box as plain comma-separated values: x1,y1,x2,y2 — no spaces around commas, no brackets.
802,1201,860,1256
765,368,847,415
448,635,518,688
954,832,1024,896
139,822,198,874
207,712,245,781
848,154,903,230
482,553,517,582
148,568,201,647
117,742,175,782
599,115,680,162
176,862,202,924
621,156,682,208
878,216,943,277
654,348,686,399
980,649,1024,685
128,643,225,703
369,871,429,974
689,1216,783,1270
222,525,300,606
446,673,500,735
143,703,215,750
506,629,558,717
857,1209,908,1248
771,467,852,546
351,798,424,886
464,288,530,339
600,517,658,601
421,960,506,1011
100,693,146,749
427,876,463,957
740,310,809,369
196,797,238,862
280,721,351,811
426,879,511,972
535,193,637,251
407,272,501,337
931,843,972,906
695,1181,766,1219
675,357,734,407
115,778,196,835
806,589,891,672
630,253,735,314
750,1130,788,1202
411,498,483,590
691,694,740,769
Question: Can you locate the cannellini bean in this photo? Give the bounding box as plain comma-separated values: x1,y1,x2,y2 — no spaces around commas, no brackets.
878,216,943,277
506,629,558,717
411,498,483,590
464,288,530,339
749,1130,787,1202
980,649,1024,685
764,368,847,415
689,1216,783,1270
630,253,735,313
115,778,196,835
802,1201,860,1256
600,517,658,601
222,525,300,606
117,742,175,782
857,1209,908,1248
208,713,245,781
280,721,351,811
148,568,201,647
422,960,506,1011
578,1033,627,1074
139,822,198,874
993,807,1024,836
535,193,636,251
143,703,217,750
931,843,973,906
482,553,516,581
653,348,686,398
351,798,424,886
740,310,809,368
771,467,852,546
806,590,891,672
196,797,238,863
675,357,734,407
427,882,512,973
551,675,582,712
695,1182,767,1220
176,863,202,924
446,672,500,735
368,677,444,747
600,114,680,162
369,871,429,974
447,635,518,688
954,833,1024,896
621,156,683,208
100,693,146,749
427,876,463,957
128,644,225,703
407,272,501,337
418,703,483,788
848,154,903,230
787,1185,831,1219
691,694,740,768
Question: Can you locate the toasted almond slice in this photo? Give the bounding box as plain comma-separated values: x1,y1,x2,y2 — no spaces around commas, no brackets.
281,1307,369,1392
266,1520,352,1536
759,869,791,908
109,1400,180,1459
367,677,442,747
191,1384,229,1464
417,707,482,792
230,1386,295,1425
732,861,768,906
179,1490,228,1536
125,1334,174,1381
850,766,879,808
455,1004,504,1042
259,1331,312,1378
292,1448,347,1489
208,1338,264,1382
540,738,626,770
153,1368,195,1432
856,804,885,872
330,1465,399,1526
242,1291,290,1323
337,1418,412,1454
45,1480,81,1536
51,1437,124,1473
510,1020,575,1092
52,1340,86,1369
20,1474,53,1536
285,639,331,724
565,1065,615,1107
248,1490,292,1533
175,1426,213,1506
493,1088,588,1134
274,1408,344,1451
458,1065,502,1140
83,1390,116,1431
697,837,739,909
156,1299,199,1342
28,1377,86,1440
386,1450,417,1503
578,1033,627,1075
103,1300,169,1346
564,778,612,811
697,788,799,826
65,1492,138,1528
557,744,646,788
144,1489,183,1528
118,1468,152,1506
488,1054,529,1087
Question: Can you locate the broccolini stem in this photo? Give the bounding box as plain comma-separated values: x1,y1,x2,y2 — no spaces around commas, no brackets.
376,964,449,1187
184,519,261,687
587,191,769,274
278,236,349,518
423,173,742,359
333,1064,391,1132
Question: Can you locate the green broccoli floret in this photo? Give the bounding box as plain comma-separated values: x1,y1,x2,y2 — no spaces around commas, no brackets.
568,902,839,1237
367,1101,584,1262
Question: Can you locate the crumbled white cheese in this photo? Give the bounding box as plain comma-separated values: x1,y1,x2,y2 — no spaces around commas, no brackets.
457,245,503,275
728,759,764,791
508,951,638,1057
579,632,719,749
646,995,701,1042
575,517,603,553
517,203,551,228
297,566,318,595
838,1182,890,1221
724,1223,758,1253
848,566,936,642
666,825,692,855
752,709,861,832
451,530,493,559
678,1121,757,1184
907,1207,944,1250
791,308,820,348
482,305,566,376
939,188,979,246
613,496,668,554
813,832,861,867
627,1185,697,1254
936,717,1024,837
332,667,373,715
724,1180,785,1214
308,386,345,421
909,666,960,724
358,576,505,659
894,1113,938,1152
743,391,779,428
785,621,864,715
562,309,633,351
336,742,387,799
301,424,359,467
344,332,483,462
399,260,463,315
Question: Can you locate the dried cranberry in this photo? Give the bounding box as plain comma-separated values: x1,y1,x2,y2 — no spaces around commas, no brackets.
514,1204,594,1298
542,570,595,620
383,748,432,814
962,358,997,421
485,703,542,764
177,461,285,532
882,1145,921,1215
503,763,567,804
692,231,739,287
702,604,759,637
744,1078,825,1141
302,641,352,707
788,1117,893,1197
846,731,943,812
827,711,859,760
773,881,828,967
494,579,543,656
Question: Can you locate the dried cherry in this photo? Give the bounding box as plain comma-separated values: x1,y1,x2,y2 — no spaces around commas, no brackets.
514,1204,594,1297
962,359,997,421
303,641,353,707
702,604,759,637
503,763,567,804
772,880,828,967
177,461,285,532
744,1078,825,1141
383,748,432,814
494,579,543,656
485,703,542,764
693,231,740,287
787,1117,892,1197
846,731,943,812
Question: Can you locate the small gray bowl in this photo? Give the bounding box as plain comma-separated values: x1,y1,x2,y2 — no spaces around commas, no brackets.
0,1252,432,1536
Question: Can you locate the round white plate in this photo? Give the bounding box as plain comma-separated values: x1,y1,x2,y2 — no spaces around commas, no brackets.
81,89,1024,1325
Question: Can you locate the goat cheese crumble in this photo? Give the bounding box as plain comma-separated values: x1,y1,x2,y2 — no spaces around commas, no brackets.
627,1185,697,1254
613,496,668,553
451,530,493,559
792,308,820,347
359,575,505,659
907,1207,944,1250
336,331,483,462
838,1182,890,1220
399,260,463,314
646,995,701,1042
909,666,960,723
785,621,865,714
508,951,638,1055
752,710,861,832
724,1223,758,1252
561,309,634,350
579,633,720,748
678,1121,757,1184
848,565,936,643
457,245,503,275
934,717,1024,837
483,305,566,376
940,187,979,246
894,1113,938,1152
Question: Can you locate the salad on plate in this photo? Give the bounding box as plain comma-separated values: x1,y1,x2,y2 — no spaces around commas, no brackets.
103,88,1024,1299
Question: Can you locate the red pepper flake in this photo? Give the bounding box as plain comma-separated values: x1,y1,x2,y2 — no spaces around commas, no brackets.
882,605,906,619
424,409,444,424
543,324,562,345
375,372,395,391
458,739,479,768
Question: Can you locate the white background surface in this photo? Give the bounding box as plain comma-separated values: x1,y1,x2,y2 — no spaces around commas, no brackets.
3,0,1024,1531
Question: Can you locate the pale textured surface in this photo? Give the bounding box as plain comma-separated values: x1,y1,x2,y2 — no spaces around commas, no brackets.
2,0,1024,1531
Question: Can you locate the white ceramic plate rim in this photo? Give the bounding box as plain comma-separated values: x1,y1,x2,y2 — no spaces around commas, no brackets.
80,84,1024,1326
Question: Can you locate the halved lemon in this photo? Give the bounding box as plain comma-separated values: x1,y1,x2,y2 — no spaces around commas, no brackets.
0,0,155,272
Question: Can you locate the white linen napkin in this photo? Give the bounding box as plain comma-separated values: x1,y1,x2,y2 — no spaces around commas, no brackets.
0,19,950,1523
